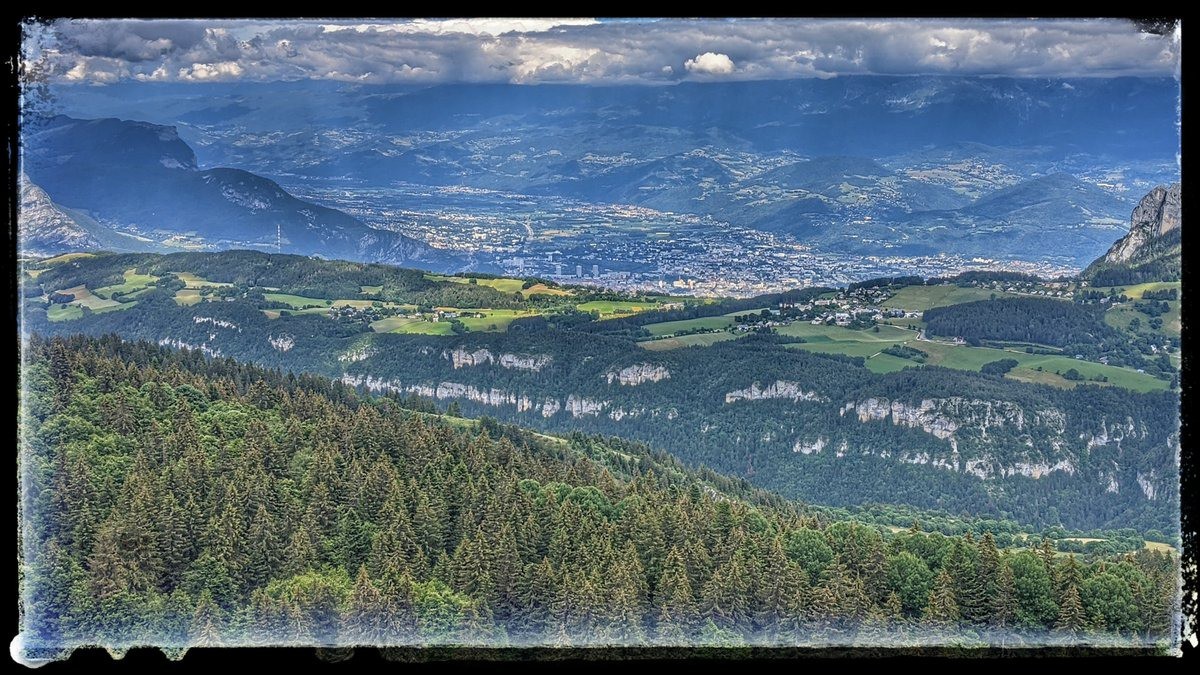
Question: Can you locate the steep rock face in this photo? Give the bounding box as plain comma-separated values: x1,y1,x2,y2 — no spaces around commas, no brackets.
793,437,828,454
838,396,1086,480
1103,183,1181,264
1137,471,1158,500
850,396,1048,441
18,174,160,256
565,395,607,416
725,380,825,404
338,345,376,363
268,334,295,352
19,177,102,254
193,316,240,331
445,347,552,371
339,375,575,417
819,396,1174,487
500,353,553,371
158,337,221,358
339,374,673,422
1083,183,1181,284
447,348,495,368
605,363,671,386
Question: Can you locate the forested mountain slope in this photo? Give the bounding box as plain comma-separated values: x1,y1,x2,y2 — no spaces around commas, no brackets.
19,252,1180,533
18,336,1179,657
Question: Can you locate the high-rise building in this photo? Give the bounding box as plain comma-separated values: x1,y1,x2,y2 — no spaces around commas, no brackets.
576,265,583,278
592,264,600,278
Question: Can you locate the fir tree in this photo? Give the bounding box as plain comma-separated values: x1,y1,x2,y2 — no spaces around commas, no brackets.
701,552,751,631
992,561,1018,630
191,590,223,647
1055,584,1087,634
655,547,695,642
925,570,960,626
946,539,986,624
344,566,387,645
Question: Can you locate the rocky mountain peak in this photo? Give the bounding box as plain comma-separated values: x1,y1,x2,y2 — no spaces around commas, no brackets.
1103,183,1181,264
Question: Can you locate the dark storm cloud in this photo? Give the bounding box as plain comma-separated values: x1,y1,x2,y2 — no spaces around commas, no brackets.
22,18,1181,85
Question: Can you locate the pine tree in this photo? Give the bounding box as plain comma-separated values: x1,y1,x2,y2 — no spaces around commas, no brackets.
1039,538,1058,573
48,341,76,411
946,539,986,624
411,491,445,561
249,589,280,646
599,545,647,645
486,523,523,621
1055,584,1087,634
655,547,695,643
451,527,494,601
283,526,316,577
1055,554,1083,606
87,518,134,599
883,591,903,628
344,566,387,645
191,590,223,647
701,551,751,631
924,570,959,626
244,504,280,594
158,492,191,592
514,560,554,640
334,508,373,571
992,561,1018,630
755,537,808,640
824,560,870,628
976,532,1002,615
378,570,418,640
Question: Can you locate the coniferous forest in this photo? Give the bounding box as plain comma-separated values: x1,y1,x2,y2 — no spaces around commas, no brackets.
18,335,1180,656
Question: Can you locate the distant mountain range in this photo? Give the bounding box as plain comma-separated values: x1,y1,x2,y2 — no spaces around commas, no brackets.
20,116,464,270
854,173,1136,259
1083,183,1182,286
32,76,1181,267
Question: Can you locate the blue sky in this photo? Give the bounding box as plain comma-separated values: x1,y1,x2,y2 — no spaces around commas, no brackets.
23,18,1181,85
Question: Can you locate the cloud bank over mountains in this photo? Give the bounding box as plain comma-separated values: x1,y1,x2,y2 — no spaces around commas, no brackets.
24,18,1180,86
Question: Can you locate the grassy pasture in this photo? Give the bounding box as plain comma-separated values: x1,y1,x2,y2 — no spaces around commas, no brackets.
576,300,662,317
453,309,542,332
173,272,232,288
425,274,527,294
46,284,134,321
263,293,331,309
94,269,158,300
1090,281,1181,300
639,332,743,351
172,272,233,305
524,283,571,296
369,316,455,335
881,285,1018,312
645,315,734,337
40,252,97,266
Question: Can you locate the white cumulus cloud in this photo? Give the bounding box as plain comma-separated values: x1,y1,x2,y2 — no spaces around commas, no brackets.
178,61,244,81
684,51,735,75
20,18,1182,86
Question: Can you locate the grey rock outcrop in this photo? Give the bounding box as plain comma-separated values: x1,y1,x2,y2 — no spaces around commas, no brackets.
1101,183,1181,264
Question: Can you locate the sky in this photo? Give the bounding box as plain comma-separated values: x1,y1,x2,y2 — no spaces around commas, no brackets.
22,18,1182,86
